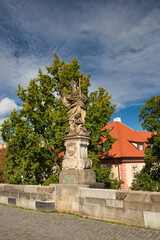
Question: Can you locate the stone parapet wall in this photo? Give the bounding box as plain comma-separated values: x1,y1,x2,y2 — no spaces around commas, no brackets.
79,188,160,230
0,184,55,211
50,184,89,213
0,184,160,230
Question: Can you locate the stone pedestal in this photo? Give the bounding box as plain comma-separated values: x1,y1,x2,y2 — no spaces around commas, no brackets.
59,169,96,184
60,135,96,184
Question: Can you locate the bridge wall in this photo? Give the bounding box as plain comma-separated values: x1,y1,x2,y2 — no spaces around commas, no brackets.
0,184,55,211
0,183,160,230
78,188,160,230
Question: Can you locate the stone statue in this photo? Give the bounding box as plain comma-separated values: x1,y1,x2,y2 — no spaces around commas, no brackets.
58,78,96,182
59,79,89,136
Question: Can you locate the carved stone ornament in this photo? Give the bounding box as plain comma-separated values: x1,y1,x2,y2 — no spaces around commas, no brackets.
66,142,76,156
59,79,89,136
62,136,92,170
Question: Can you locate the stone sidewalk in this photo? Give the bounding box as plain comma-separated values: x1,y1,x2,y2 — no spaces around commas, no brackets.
0,205,160,240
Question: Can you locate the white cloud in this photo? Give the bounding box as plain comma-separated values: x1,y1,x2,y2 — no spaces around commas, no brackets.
0,98,18,117
0,0,160,109
79,1,160,106
116,103,125,111
0,42,48,93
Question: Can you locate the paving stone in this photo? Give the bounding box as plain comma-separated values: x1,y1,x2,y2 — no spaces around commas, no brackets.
0,204,160,240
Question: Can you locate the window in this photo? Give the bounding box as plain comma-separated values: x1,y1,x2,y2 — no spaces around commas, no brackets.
132,166,138,179
132,142,137,148
110,166,114,176
138,144,143,150
108,166,114,178
131,142,144,151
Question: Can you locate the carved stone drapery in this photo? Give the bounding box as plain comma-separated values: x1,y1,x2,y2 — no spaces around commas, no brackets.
59,79,89,136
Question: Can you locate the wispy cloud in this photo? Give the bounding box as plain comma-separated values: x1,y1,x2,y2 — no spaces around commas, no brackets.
0,42,48,99
0,0,160,111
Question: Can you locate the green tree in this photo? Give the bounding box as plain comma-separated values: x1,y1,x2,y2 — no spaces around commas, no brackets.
86,88,122,189
1,53,117,186
93,166,123,189
0,148,6,183
86,87,116,167
131,96,160,191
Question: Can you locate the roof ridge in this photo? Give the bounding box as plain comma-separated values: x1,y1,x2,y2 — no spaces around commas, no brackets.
114,121,135,131
135,130,152,133
108,121,152,133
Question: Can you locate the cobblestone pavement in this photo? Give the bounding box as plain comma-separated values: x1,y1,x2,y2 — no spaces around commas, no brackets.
0,205,160,240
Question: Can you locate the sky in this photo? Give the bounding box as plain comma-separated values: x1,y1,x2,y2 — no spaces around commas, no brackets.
0,0,160,142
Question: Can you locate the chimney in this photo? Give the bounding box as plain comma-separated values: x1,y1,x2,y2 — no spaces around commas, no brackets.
114,117,121,123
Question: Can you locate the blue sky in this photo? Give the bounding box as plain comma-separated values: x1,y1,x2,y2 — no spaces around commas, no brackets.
0,0,160,142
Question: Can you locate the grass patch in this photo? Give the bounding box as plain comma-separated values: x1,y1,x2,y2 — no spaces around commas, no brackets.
0,203,58,213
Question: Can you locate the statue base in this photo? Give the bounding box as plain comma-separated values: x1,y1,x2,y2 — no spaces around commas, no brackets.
62,135,92,170
59,169,96,185
60,134,96,184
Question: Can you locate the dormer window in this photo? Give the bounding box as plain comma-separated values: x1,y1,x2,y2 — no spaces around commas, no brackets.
131,142,144,151
132,142,137,148
138,144,143,150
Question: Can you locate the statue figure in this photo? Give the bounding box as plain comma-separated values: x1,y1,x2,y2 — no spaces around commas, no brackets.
59,79,89,136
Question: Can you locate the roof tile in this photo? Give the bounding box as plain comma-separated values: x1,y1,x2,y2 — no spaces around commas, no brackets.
102,122,152,158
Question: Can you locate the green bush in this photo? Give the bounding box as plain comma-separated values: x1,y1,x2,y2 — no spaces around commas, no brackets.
93,166,123,190
131,169,160,192
43,168,61,186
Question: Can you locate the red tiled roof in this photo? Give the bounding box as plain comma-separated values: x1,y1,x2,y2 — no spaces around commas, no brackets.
102,121,153,158
0,143,7,147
